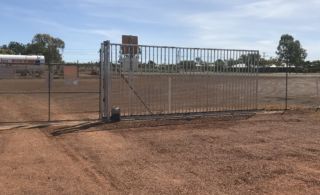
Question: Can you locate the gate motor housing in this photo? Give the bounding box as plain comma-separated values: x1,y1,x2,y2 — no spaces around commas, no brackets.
111,107,121,122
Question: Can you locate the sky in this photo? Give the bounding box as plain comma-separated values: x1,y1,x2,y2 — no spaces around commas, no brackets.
1,0,320,62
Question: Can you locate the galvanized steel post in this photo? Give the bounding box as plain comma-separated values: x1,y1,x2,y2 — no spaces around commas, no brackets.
101,40,111,121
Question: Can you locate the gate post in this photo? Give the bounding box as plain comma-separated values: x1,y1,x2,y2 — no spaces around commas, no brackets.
100,41,111,121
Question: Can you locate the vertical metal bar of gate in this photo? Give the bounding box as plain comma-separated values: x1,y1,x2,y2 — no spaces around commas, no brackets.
255,51,259,110
99,43,103,119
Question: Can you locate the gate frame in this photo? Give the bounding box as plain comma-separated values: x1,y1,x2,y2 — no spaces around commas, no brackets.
100,40,260,120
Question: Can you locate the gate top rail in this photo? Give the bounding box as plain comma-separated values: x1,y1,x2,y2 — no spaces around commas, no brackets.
109,42,259,53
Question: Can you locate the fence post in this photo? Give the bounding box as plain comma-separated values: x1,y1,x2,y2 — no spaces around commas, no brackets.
101,41,111,121
255,51,259,110
48,63,51,121
285,63,289,110
317,78,319,98
168,77,172,113
99,43,103,120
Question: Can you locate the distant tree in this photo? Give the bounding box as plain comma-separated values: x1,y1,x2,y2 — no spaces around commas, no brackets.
0,34,65,64
226,59,239,67
31,33,65,64
1,44,7,49
195,57,203,64
239,53,260,67
147,60,156,66
25,42,46,56
8,42,26,54
0,47,14,54
307,60,320,72
311,60,320,67
0,49,14,54
178,60,196,71
276,34,307,67
259,58,269,68
215,59,226,68
0,44,13,54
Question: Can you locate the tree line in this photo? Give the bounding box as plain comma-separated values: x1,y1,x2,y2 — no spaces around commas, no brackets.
1,33,320,72
0,34,65,64
143,34,319,73
262,34,320,72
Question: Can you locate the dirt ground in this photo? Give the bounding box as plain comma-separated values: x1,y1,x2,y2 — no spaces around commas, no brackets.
1,110,320,194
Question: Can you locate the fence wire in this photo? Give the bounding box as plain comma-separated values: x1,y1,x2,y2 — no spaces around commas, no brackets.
258,72,320,110
0,63,101,122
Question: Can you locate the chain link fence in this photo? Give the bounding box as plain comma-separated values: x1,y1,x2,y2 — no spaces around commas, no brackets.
258,72,320,110
0,63,101,122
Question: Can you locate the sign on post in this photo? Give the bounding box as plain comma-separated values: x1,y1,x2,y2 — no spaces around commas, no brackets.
122,35,139,55
64,65,79,85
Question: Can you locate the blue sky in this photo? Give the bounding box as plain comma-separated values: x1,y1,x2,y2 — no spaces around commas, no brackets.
1,0,320,62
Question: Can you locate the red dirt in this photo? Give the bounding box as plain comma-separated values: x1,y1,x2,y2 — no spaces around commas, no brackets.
1,110,320,194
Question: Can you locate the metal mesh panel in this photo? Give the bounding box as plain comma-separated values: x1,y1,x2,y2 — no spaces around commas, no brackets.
258,70,320,110
258,72,287,110
49,64,101,121
0,64,49,122
287,75,320,109
0,63,101,122
103,43,259,117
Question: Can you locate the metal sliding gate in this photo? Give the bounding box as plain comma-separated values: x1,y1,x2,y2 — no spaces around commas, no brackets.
100,41,259,119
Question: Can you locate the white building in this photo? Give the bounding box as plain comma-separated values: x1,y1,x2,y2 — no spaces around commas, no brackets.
232,64,246,68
